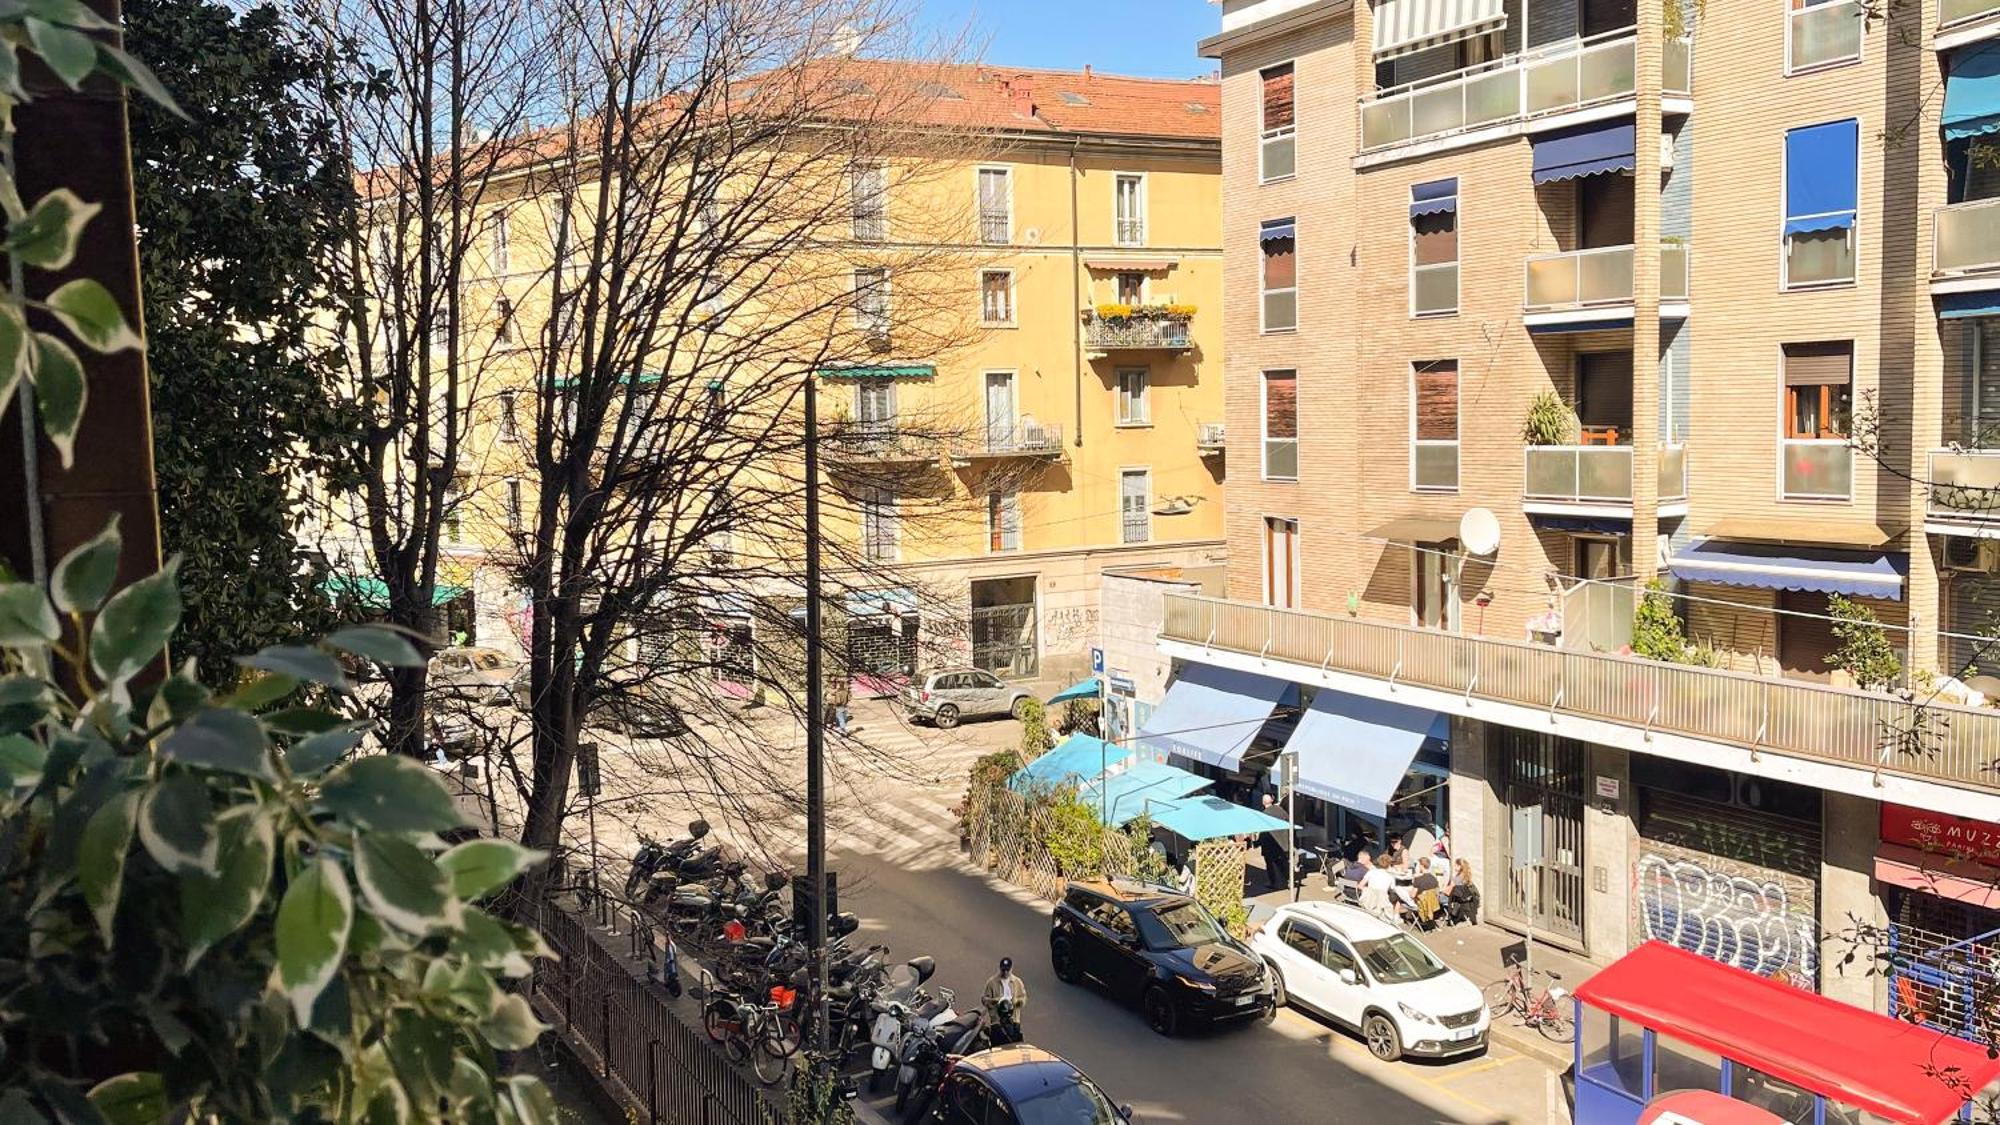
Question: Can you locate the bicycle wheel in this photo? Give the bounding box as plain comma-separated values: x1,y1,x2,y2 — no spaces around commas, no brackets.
1536,1001,1576,1044
1481,978,1518,1018
750,1017,790,1085
703,1000,736,1043
766,1012,803,1059
723,1027,753,1066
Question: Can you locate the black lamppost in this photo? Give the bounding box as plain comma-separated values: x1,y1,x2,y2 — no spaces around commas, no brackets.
803,375,830,1051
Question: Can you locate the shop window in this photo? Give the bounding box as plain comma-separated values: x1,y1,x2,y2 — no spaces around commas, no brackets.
1651,1036,1723,1097
1579,1006,1646,1097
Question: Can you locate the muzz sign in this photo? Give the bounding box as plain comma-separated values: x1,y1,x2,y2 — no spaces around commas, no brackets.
1635,851,1819,987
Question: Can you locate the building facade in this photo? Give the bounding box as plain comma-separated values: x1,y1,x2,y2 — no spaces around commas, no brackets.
1168,0,2000,1023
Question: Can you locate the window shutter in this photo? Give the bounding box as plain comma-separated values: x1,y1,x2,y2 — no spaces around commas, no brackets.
1415,360,1458,440
1783,342,1852,387
1262,65,1295,130
1262,238,1296,290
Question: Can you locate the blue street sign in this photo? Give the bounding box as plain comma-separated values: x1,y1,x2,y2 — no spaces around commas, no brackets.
1091,647,1105,674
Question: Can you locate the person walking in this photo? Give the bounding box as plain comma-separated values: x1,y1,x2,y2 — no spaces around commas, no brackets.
983,957,1027,1045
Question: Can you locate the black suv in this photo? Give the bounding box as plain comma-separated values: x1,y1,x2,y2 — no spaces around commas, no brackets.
1049,879,1274,1036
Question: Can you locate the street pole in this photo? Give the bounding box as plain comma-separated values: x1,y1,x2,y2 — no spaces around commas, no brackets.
1279,749,1298,903
804,377,829,1053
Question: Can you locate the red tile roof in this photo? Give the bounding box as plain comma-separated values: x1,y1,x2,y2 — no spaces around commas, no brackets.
820,60,1221,142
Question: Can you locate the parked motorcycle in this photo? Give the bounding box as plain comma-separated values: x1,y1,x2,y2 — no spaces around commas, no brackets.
893,1005,987,1120
865,959,941,1092
625,820,709,901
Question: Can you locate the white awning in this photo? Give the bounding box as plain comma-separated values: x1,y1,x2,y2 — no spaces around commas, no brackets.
1372,0,1507,60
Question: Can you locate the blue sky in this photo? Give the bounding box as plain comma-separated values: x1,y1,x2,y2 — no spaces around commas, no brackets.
915,0,1219,79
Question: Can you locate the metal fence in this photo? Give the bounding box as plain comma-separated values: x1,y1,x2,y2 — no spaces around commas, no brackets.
531,895,784,1125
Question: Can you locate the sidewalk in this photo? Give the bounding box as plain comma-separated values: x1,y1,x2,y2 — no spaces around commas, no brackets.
1244,873,1595,1071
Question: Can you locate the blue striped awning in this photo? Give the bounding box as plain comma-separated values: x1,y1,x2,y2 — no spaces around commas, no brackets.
1410,178,1459,219
1260,218,1296,243
1945,43,2000,142
1939,291,2000,320
1279,689,1449,821
1666,539,1908,600
1372,0,1507,60
1531,121,1636,184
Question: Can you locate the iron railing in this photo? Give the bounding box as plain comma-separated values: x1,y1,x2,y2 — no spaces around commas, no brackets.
1159,592,2000,791
963,422,1064,459
1935,198,2000,277
1083,315,1193,351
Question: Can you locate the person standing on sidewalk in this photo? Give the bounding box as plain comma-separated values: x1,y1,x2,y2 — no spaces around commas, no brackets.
1257,795,1290,891
983,957,1027,1045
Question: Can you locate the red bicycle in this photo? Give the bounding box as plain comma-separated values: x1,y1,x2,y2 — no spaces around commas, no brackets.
1483,963,1575,1043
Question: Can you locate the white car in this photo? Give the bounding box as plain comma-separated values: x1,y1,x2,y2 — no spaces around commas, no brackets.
1248,901,1488,1061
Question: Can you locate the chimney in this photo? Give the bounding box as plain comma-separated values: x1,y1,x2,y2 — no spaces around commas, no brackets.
1083,64,1092,81
1007,77,1033,118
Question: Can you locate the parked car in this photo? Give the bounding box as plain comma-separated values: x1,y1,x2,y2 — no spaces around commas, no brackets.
1049,879,1275,1036
1247,900,1488,1061
903,668,1035,729
929,1044,1132,1124
430,646,516,705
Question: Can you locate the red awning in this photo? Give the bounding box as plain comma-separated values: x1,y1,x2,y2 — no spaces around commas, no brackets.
1574,943,2000,1125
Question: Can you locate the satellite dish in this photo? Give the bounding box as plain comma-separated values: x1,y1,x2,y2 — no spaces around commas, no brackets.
1459,508,1501,556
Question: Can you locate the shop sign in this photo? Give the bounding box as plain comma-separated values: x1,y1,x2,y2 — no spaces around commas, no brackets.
1881,803,2000,867
1595,776,1620,801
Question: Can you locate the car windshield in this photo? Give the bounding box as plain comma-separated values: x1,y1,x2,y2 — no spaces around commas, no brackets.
1139,900,1228,948
1012,1074,1121,1125
1353,934,1449,984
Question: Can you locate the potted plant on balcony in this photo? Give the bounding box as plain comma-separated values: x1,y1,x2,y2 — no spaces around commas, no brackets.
1523,390,1579,446
1089,302,1197,324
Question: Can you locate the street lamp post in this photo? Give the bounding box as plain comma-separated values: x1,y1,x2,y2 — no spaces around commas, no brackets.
803,376,830,1051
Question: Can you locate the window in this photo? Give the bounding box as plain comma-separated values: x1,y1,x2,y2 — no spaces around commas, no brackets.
1411,178,1459,317
1280,920,1325,960
1782,120,1859,288
494,297,516,346
506,479,522,531
1788,0,1863,73
850,162,887,242
1114,174,1145,246
1120,469,1150,544
1260,219,1297,332
1264,517,1300,609
1260,63,1296,182
488,211,509,273
860,488,898,561
976,166,1011,244
1412,359,1459,491
853,267,890,341
443,473,468,542
987,491,1020,552
1781,341,1853,499
1580,1008,1648,1098
1115,271,1145,305
979,269,1014,325
1321,937,1359,978
1262,370,1298,480
1116,368,1149,425
498,390,519,442
855,380,896,440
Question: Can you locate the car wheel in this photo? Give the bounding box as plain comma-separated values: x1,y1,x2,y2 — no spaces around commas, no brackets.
1363,1012,1404,1062
1142,985,1178,1037
1263,959,1288,1008
933,704,961,730
1010,696,1031,720
1051,937,1082,984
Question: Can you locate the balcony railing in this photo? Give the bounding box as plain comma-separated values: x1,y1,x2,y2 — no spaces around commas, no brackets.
826,421,931,462
1159,592,2000,792
1521,243,1689,313
1561,575,1637,653
1928,449,2000,521
1522,443,1687,508
1935,198,2000,278
961,422,1065,460
1196,422,1226,452
1781,439,1853,499
1083,314,1193,352
1360,30,1684,154
1943,0,2000,29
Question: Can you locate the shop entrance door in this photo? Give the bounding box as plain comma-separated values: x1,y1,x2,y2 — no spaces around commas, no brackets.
1499,729,1587,944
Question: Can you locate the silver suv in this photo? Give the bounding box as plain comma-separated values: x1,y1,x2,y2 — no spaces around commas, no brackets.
903,667,1034,729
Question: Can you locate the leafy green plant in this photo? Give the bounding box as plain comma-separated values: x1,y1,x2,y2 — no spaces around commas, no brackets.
1827,594,1903,691
1122,815,1172,886
1042,790,1106,878
1631,579,1691,663
1523,390,1577,447
1017,697,1053,760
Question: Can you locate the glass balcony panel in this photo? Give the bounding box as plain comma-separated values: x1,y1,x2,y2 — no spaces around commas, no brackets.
1362,100,1409,149
1659,445,1688,501
1936,199,2000,275
1577,247,1635,304
1414,442,1459,490
1579,39,1636,103
1577,447,1633,500
1790,1,1864,69
1661,244,1689,300
1524,55,1580,114
1525,256,1577,308
1782,441,1852,498
1525,448,1580,497
1411,85,1465,139
1664,38,1692,94
1263,291,1297,331
1465,70,1521,125
1413,263,1459,315
1786,228,1856,286
1929,451,2000,518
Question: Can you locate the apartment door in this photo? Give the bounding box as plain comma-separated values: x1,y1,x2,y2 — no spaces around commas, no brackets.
1577,352,1634,443
1264,517,1301,609
1577,174,1635,249
1777,589,1839,683
1414,542,1460,631
984,372,1015,448
1499,729,1587,944
970,576,1038,678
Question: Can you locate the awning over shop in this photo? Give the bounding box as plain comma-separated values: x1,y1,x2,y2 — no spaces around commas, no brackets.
1136,663,1298,772
1082,760,1214,826
1939,291,2000,320
1011,734,1131,792
1530,514,1632,534
1371,0,1506,61
1148,794,1290,842
1782,119,1860,235
1047,677,1101,706
1665,538,1908,600
1366,516,1460,543
1530,121,1637,185
322,576,467,609
1280,689,1448,820
1409,177,1458,219
1944,42,2000,142
843,587,919,617
816,365,936,379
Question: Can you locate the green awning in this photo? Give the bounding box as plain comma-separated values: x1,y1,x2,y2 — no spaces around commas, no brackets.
815,365,935,380
322,576,469,609
549,372,666,391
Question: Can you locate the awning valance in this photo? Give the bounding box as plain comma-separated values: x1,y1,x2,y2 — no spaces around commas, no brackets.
1410,177,1459,219
1084,258,1174,272
1530,121,1636,184
1527,316,1636,334
1259,219,1296,243
1136,663,1297,772
1279,689,1449,821
1945,42,2000,142
1531,514,1632,534
322,575,467,608
1011,734,1130,792
1366,516,1460,543
1940,291,2000,320
1666,538,1908,600
816,365,936,379
1783,119,1859,235
1372,0,1507,61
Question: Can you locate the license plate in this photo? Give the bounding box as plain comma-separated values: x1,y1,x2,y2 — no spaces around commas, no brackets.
1234,994,1257,1007
1451,1027,1478,1041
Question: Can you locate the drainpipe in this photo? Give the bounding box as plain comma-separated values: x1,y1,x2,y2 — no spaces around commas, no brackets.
1070,137,1083,449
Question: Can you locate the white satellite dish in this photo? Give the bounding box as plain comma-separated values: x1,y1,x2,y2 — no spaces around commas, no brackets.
1459,507,1501,556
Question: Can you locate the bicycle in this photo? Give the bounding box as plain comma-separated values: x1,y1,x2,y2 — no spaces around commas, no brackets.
1483,963,1575,1043
700,973,801,1086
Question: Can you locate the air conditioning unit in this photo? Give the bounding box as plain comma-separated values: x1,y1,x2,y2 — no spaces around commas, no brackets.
1942,537,2000,574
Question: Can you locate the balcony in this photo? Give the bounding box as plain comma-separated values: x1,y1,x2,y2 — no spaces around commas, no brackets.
1940,0,2000,49
1926,449,2000,534
1359,31,1690,159
1781,440,1852,500
1933,198,2000,293
1559,576,1637,654
824,421,933,464
1159,592,2000,793
1083,311,1193,353
1522,443,1688,517
955,422,1065,462
1521,242,1689,326
1196,422,1226,455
